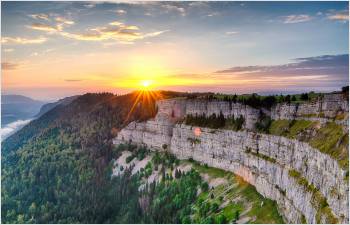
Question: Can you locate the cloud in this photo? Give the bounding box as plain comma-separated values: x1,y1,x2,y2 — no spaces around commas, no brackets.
283,14,312,24
226,31,239,35
30,13,50,21
109,21,123,26
116,9,127,15
3,48,14,52
214,54,349,90
65,79,83,82
1,119,32,141
2,62,19,70
84,3,96,9
2,36,47,44
207,12,220,17
162,4,186,16
60,23,168,43
144,30,170,38
55,17,75,25
29,23,61,32
26,16,166,44
327,10,349,21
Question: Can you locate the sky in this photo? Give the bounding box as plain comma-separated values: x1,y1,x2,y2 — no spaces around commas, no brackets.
1,1,349,101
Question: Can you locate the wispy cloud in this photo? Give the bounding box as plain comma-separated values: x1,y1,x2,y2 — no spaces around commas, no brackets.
162,4,186,16
1,36,47,44
30,13,50,21
29,23,61,32
214,54,348,89
283,14,312,24
84,3,96,9
327,10,349,21
29,18,168,43
2,62,19,70
207,12,220,17
55,16,75,25
3,48,14,53
65,79,83,82
226,31,239,35
115,9,127,15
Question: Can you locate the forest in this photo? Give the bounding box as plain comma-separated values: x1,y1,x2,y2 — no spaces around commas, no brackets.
1,91,182,223
3,88,346,223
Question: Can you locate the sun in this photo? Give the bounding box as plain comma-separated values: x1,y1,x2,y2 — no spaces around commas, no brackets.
140,80,153,90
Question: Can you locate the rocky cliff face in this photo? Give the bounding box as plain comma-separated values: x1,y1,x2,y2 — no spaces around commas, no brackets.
155,98,261,130
113,94,349,224
271,93,348,119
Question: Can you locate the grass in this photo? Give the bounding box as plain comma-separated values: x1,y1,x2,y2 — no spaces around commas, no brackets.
222,203,244,222
191,162,230,178
288,169,338,224
269,119,290,136
287,120,315,138
270,120,348,172
335,113,346,120
240,184,284,224
269,119,316,138
245,148,277,163
187,137,201,144
189,162,284,223
309,122,348,170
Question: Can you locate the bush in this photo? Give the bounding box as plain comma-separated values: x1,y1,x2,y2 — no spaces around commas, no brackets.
216,214,227,224
255,114,272,133
126,155,135,163
211,203,219,212
300,93,309,101
201,182,209,192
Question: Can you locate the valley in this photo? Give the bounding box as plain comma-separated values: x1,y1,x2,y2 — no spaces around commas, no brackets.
110,144,284,223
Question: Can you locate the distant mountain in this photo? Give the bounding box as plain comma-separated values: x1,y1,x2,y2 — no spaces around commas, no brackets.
1,95,45,126
35,95,79,118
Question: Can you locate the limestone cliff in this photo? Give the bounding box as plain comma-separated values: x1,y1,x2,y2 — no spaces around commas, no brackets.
113,93,349,224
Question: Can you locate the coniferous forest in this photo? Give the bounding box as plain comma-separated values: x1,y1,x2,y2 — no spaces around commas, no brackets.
1,91,285,224
1,92,169,223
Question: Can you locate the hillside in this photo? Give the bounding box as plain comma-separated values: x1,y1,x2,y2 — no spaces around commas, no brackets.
35,96,79,118
2,89,348,224
2,90,221,223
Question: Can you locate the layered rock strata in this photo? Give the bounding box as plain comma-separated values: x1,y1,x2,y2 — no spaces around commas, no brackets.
113,94,349,224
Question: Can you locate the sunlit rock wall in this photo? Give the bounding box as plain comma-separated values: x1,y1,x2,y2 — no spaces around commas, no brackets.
113,95,349,223
271,93,349,120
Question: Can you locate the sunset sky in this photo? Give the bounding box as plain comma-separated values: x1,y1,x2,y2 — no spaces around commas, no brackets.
1,1,349,101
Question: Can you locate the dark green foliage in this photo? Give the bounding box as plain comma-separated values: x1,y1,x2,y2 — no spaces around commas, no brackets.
300,93,309,101
174,169,182,179
1,91,172,224
126,155,135,163
185,112,226,129
201,182,209,192
342,86,349,93
255,112,272,133
185,113,245,131
233,210,240,222
144,169,202,223
211,203,219,212
126,146,150,162
216,214,227,224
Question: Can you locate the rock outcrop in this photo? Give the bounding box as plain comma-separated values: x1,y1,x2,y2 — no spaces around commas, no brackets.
113,94,349,224
271,93,349,119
